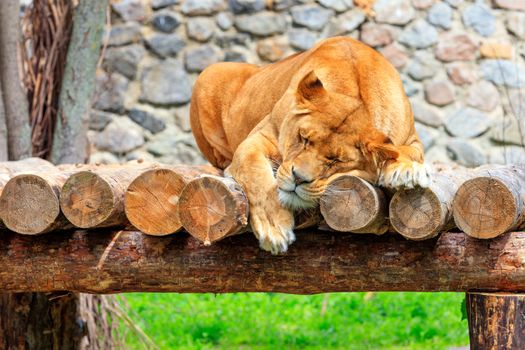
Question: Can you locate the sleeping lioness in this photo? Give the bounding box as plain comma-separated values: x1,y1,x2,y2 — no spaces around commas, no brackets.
190,37,429,254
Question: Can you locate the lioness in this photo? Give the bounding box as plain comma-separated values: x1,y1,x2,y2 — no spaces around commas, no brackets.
190,37,429,254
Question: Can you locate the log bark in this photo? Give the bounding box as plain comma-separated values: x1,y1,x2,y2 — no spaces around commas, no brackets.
467,292,525,350
0,0,32,160
389,164,471,240
124,165,222,236
320,175,389,234
60,163,156,229
0,172,72,234
50,0,108,164
178,175,249,244
453,165,525,239
0,82,7,162
0,230,524,293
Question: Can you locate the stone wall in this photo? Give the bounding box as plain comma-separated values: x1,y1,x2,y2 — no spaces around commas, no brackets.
90,0,525,167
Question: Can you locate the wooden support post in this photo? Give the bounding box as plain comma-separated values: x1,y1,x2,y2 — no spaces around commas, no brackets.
453,165,525,239
319,175,389,234
60,163,155,229
467,292,525,349
389,165,470,240
124,165,221,236
178,175,249,245
0,172,71,234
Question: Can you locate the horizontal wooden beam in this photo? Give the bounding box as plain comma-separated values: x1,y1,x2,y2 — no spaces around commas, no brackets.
1,230,524,294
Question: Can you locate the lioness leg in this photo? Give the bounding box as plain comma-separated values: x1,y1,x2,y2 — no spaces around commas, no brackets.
378,136,430,189
226,133,295,254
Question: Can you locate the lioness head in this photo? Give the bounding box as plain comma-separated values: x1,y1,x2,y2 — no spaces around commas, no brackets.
276,70,399,209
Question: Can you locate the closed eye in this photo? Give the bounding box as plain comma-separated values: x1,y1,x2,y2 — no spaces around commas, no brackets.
326,156,342,166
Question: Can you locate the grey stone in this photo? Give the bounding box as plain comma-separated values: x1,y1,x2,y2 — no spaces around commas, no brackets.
257,37,288,61
89,110,116,131
399,19,438,49
424,79,455,106
446,140,486,167
89,151,120,165
415,122,439,150
490,118,525,146
489,146,525,165
446,108,491,138
224,50,247,62
407,50,440,81
181,0,226,15
158,143,206,165
272,0,301,11
291,4,333,31
126,150,157,162
504,90,525,121
144,33,186,57
480,60,525,89
102,44,145,80
495,0,525,11
94,117,145,154
445,0,463,8
507,12,525,40
140,60,192,105
466,81,500,112
411,101,444,127
360,23,392,47
93,72,128,114
107,23,142,46
174,105,192,131
151,10,181,33
288,28,318,51
112,0,148,22
401,76,419,97
128,108,167,134
374,0,415,25
317,0,353,12
327,9,365,36
434,32,478,61
152,0,179,9
147,127,196,156
187,17,215,42
379,44,409,68
215,33,251,48
446,62,478,85
462,3,495,37
229,0,265,13
216,12,234,30
185,45,222,72
427,2,452,30
235,12,287,36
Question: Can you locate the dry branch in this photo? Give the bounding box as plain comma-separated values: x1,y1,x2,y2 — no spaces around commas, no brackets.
0,230,524,293
389,164,471,240
124,165,222,236
453,165,525,239
320,175,389,234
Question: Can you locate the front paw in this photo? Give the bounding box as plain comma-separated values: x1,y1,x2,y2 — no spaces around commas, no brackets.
250,206,295,254
378,160,430,189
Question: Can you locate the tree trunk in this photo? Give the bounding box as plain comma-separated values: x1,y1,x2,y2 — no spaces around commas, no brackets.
467,292,525,349
0,83,7,162
0,0,31,160
50,0,107,164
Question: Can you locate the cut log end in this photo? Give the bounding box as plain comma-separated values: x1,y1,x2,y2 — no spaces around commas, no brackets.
389,187,443,240
60,171,115,229
453,177,515,239
178,175,249,244
0,174,61,234
125,168,187,236
319,175,388,234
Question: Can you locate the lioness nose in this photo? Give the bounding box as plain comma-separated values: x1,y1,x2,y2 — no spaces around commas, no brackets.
292,167,312,186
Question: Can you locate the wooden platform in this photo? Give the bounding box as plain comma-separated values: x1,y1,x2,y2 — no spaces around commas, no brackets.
1,229,524,294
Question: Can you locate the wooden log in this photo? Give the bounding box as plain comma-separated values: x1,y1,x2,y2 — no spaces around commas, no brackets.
389,165,470,240
467,292,525,349
319,175,389,234
0,230,525,293
0,172,72,234
60,164,156,229
178,175,249,245
124,165,222,236
453,165,525,239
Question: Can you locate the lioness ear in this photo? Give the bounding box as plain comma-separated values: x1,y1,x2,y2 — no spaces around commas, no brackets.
296,70,326,103
358,134,399,165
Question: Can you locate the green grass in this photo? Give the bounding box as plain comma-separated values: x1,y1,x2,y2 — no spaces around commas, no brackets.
119,292,468,349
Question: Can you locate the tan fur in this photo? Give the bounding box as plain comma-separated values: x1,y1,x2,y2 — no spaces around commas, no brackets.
191,37,428,254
